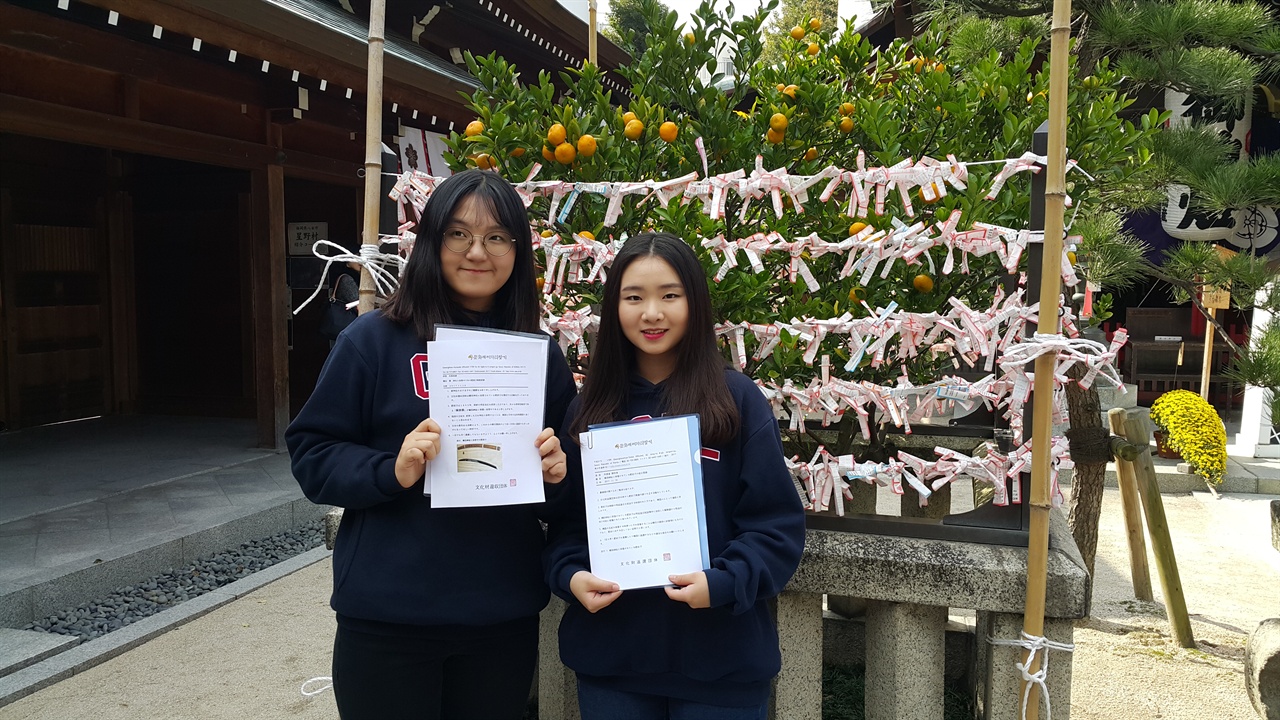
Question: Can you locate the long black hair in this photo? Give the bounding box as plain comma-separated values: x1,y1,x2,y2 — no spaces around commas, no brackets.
572,232,740,446
383,169,540,340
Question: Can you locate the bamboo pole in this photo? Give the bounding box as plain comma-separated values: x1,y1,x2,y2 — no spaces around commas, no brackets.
358,0,387,315
588,0,598,66
1200,308,1215,400
1120,410,1196,648
1020,0,1073,713
1108,408,1153,601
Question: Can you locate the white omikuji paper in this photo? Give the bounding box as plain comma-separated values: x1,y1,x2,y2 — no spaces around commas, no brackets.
424,327,547,507
579,415,710,590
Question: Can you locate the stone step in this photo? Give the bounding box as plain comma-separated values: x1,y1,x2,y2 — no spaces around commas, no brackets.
0,629,78,680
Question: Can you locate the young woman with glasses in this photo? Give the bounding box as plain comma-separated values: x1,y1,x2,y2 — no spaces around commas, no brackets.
287,169,577,720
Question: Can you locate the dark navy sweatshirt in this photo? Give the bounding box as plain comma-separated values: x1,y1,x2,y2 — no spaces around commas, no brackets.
286,310,577,630
545,369,807,707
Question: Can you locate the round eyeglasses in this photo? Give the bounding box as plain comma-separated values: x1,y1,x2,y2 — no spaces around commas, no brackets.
443,228,516,257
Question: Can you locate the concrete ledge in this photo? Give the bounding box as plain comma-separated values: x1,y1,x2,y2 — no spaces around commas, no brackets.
0,501,331,629
0,629,79,679
788,510,1090,619
0,546,332,709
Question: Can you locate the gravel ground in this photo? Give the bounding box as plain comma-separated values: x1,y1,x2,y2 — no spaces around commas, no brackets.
1068,486,1280,719
22,520,324,641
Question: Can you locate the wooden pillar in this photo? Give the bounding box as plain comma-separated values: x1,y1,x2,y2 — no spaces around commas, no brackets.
251,165,289,449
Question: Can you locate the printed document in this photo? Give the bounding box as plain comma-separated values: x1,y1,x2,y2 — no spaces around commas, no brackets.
579,415,709,590
425,327,548,507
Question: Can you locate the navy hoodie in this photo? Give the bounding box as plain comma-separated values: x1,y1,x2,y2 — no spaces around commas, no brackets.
286,310,577,630
545,369,806,706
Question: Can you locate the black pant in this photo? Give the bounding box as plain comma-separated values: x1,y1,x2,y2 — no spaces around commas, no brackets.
331,616,538,720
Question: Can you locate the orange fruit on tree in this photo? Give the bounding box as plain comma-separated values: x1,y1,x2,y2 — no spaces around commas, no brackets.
542,145,556,162
917,182,943,203
848,221,867,236
769,113,788,132
554,142,576,164
804,147,818,161
684,32,696,44
806,42,819,56
622,111,637,124
913,274,935,293
578,230,595,240
535,277,545,291
809,17,822,30
776,83,786,92
577,134,597,158
934,62,946,73
540,229,555,238
847,286,866,303
1068,251,1078,265
547,123,567,146
838,117,854,133
766,127,785,144
474,153,496,169
509,147,526,158
659,121,678,142
782,84,798,98
464,120,485,137
790,26,805,40
624,119,645,141
839,102,855,116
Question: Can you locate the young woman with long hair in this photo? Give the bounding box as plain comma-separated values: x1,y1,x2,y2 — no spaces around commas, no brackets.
546,232,806,719
287,169,576,720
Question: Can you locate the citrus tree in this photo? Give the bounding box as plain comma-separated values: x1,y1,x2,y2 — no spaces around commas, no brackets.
439,0,1161,468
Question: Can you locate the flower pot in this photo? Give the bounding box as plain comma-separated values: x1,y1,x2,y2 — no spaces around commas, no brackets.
1153,430,1181,460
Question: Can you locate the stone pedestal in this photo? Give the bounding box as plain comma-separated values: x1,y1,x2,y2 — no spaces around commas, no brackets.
538,597,579,720
865,601,947,720
977,613,1074,720
1247,618,1280,720
773,591,823,720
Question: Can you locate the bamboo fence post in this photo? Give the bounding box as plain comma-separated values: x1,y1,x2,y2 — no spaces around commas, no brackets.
358,0,387,315
1020,0,1073,713
1107,408,1153,601
588,0,598,66
1120,409,1196,647
1200,308,1215,400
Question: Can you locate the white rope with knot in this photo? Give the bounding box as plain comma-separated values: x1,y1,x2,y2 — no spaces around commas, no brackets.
300,675,333,697
988,631,1075,720
292,240,407,315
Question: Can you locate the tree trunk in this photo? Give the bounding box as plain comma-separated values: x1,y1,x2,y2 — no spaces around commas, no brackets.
1063,362,1105,578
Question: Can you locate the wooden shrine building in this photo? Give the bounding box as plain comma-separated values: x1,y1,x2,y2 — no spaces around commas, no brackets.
0,0,628,447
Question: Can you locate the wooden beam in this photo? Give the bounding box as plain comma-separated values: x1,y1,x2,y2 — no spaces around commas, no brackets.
69,0,472,114
250,165,289,450
0,93,357,184
1119,409,1196,648
1108,408,1154,601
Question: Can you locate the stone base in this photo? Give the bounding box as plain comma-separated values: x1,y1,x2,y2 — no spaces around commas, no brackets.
1271,500,1279,553
1247,618,1280,720
976,612,1073,720
324,507,343,550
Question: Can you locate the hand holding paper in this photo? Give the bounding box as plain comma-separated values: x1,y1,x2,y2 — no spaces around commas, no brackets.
396,417,442,488
664,571,711,609
537,428,567,484
570,570,623,613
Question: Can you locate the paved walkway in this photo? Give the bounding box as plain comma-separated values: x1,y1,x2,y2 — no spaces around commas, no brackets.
0,417,322,630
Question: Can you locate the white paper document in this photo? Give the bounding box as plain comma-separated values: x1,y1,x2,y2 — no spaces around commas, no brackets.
425,327,548,507
579,415,710,590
